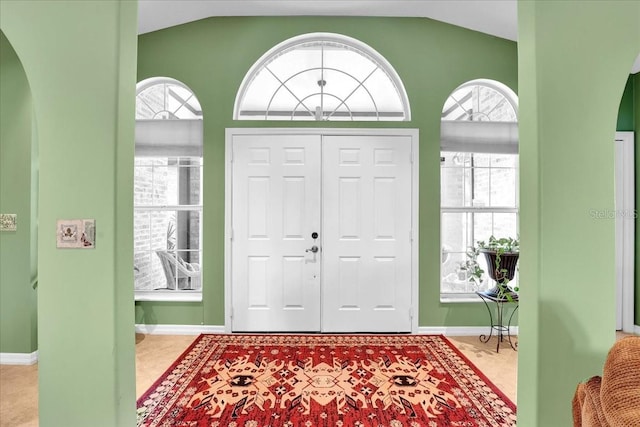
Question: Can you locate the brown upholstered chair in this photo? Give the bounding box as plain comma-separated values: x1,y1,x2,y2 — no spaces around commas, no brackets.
572,336,640,426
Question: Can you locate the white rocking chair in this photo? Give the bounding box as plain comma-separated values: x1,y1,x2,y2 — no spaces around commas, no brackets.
155,250,201,290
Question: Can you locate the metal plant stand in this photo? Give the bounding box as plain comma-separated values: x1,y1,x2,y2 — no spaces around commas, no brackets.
476,290,519,353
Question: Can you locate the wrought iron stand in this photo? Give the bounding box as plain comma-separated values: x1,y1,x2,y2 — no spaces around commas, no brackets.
476,290,519,353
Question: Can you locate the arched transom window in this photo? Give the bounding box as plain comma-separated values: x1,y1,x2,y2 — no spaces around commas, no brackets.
234,33,411,121
136,77,202,120
442,79,517,122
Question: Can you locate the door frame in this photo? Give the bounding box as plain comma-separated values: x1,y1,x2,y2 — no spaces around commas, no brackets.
224,128,420,333
615,131,635,333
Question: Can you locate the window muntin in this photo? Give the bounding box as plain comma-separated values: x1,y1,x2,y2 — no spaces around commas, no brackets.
136,78,202,120
133,157,202,292
134,78,203,296
441,80,517,123
441,152,519,294
440,80,519,298
234,33,410,121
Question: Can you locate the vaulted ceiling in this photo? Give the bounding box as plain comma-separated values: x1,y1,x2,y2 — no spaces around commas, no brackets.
137,0,640,73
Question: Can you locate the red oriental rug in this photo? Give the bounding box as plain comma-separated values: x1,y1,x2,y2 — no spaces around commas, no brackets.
136,334,516,427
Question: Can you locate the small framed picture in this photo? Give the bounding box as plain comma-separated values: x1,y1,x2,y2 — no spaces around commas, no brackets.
57,219,95,249
0,214,17,232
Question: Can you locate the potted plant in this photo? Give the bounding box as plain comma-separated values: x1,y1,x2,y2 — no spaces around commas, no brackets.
458,245,485,289
460,236,519,299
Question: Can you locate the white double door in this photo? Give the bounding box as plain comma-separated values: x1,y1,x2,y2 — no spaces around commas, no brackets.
230,132,414,332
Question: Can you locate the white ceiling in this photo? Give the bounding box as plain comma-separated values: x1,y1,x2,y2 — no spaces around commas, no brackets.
138,0,640,73
138,0,519,39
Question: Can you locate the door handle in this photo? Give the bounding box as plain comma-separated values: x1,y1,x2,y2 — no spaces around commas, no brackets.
306,245,319,253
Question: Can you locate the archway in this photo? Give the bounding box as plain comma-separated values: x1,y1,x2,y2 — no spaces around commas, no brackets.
0,28,39,423
0,2,138,425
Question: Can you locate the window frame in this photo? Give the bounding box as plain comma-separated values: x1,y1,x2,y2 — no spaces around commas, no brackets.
440,156,520,301
134,77,204,302
439,80,519,302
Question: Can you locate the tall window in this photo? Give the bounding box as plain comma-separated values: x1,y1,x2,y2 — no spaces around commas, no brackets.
134,77,203,299
234,33,410,121
440,79,519,298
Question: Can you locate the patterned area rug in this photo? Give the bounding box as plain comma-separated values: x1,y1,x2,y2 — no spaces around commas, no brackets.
137,334,516,427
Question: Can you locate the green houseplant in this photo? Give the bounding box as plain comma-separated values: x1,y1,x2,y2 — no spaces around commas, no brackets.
460,236,519,299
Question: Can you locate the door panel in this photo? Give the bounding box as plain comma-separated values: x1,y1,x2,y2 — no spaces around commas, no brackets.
615,132,635,332
230,132,414,333
322,135,413,332
231,134,322,331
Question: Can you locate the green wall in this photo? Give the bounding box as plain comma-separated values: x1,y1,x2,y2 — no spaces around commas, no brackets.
0,30,37,354
517,1,640,426
0,1,138,425
136,16,519,328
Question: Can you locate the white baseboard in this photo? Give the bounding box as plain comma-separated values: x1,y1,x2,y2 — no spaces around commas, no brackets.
135,324,519,336
0,350,38,365
135,324,226,335
418,326,519,336
635,325,640,335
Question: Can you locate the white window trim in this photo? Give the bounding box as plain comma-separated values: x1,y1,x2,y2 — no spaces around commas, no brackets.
134,290,202,302
441,207,519,214
135,205,203,211
440,294,484,303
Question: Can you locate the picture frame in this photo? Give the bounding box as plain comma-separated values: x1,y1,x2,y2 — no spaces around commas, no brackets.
56,219,95,249
0,214,17,232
